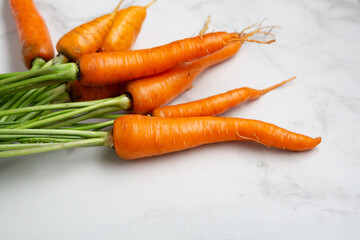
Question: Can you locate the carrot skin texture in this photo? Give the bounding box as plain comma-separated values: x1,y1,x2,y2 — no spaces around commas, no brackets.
125,42,241,114
99,6,147,52
56,13,115,62
67,81,127,102
152,78,294,118
10,0,54,69
112,115,321,160
79,31,241,86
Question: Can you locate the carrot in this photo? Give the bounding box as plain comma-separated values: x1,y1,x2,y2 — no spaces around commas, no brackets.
152,77,295,118
0,24,274,96
69,12,210,102
99,0,157,52
0,114,321,159
125,41,241,114
56,0,123,62
68,0,157,101
79,24,275,86
112,114,321,160
9,0,54,69
67,81,127,102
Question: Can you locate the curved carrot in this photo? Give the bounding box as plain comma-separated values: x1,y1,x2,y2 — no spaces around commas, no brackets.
67,81,127,102
56,0,123,62
9,0,54,69
125,41,241,114
112,114,321,160
79,25,274,86
99,0,157,52
152,77,295,118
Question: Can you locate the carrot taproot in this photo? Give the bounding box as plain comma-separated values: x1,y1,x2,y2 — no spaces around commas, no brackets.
0,114,321,159
9,0,54,69
152,77,295,118
56,0,123,62
112,114,321,160
68,0,157,101
79,25,275,86
99,0,157,52
125,41,241,114
0,24,274,96
67,81,127,102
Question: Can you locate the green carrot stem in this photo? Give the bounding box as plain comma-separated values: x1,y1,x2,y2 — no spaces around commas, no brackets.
0,95,12,105
31,58,46,70
15,85,68,122
1,80,66,97
68,120,115,131
0,121,24,126
7,109,77,129
33,84,62,102
0,97,107,117
0,63,77,95
41,109,75,119
0,57,46,80
44,107,121,129
41,54,68,69
0,138,106,158
0,135,83,140
15,95,130,129
0,128,109,138
0,71,27,80
0,74,73,96
0,142,62,150
0,63,77,85
0,92,24,112
10,87,52,121
17,138,83,144
97,114,124,119
1,89,37,122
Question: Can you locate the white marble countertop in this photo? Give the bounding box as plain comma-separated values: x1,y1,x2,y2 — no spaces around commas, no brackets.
0,0,359,239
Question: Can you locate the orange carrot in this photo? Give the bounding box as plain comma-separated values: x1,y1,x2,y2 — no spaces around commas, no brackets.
112,114,321,160
152,77,295,118
67,81,127,102
79,25,274,86
99,0,157,52
56,0,123,62
9,0,54,69
67,41,238,103
125,41,241,114
68,1,157,101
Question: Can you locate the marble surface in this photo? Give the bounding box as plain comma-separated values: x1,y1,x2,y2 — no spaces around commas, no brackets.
0,0,360,239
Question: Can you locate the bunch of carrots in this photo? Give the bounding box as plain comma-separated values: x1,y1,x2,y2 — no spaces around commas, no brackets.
0,0,321,160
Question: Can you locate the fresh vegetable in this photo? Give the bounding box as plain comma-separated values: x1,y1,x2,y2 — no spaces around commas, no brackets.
113,115,321,159
79,26,274,86
9,0,54,69
0,24,274,96
99,0,157,52
68,0,157,101
0,95,130,129
56,0,123,62
0,114,321,159
67,81,127,102
125,41,241,114
152,77,295,118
